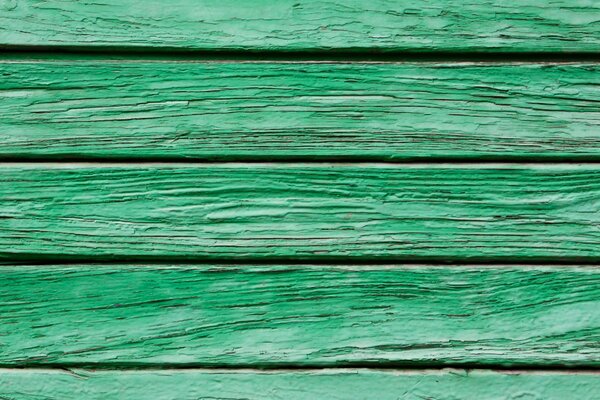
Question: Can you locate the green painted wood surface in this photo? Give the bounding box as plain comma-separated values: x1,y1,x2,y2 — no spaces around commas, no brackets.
1,369,599,399
3,164,600,261
2,61,600,160
1,1,600,52
2,0,600,389
2,264,599,366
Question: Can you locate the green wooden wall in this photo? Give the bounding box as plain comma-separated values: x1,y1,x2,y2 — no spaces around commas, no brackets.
1,1,600,398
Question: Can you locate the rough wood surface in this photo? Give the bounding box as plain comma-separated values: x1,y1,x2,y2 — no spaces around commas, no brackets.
3,164,600,261
1,369,599,399
1,1,600,52
2,61,600,160
2,264,600,366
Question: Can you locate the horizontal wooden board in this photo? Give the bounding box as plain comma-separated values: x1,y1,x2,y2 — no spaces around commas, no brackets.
1,1,600,52
1,369,599,399
2,61,600,160
2,264,600,366
3,164,600,261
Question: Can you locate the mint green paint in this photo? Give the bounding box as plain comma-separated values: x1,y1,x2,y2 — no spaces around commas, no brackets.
1,369,599,399
1,61,600,161
2,164,600,261
1,0,599,386
1,1,600,52
1,265,599,366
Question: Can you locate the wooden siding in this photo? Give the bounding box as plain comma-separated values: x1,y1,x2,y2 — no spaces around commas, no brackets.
3,1,600,397
2,264,599,366
1,61,600,161
3,164,600,262
1,1,600,52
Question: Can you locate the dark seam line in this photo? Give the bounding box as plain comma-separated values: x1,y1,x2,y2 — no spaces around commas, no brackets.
6,156,600,164
2,362,600,372
3,257,600,267
3,47,600,62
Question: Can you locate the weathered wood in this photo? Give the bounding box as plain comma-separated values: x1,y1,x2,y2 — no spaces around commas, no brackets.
2,264,600,366
2,61,600,160
3,164,600,261
1,1,600,52
1,369,599,399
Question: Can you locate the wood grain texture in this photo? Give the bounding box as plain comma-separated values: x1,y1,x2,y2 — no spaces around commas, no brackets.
2,264,600,366
3,164,600,261
1,369,599,399
2,61,600,160
1,1,600,52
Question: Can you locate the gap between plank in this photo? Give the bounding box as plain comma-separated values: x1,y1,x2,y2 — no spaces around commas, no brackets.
4,261,600,270
3,48,600,63
4,258,600,268
4,162,600,168
2,363,600,372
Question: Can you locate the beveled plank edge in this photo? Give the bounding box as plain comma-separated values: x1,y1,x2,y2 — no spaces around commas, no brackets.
3,162,600,168
1,367,599,400
7,156,600,163
4,361,600,370
1,367,599,374
3,263,600,271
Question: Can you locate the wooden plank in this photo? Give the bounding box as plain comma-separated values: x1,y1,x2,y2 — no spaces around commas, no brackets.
2,61,600,161
2,264,600,366
1,1,600,52
1,369,599,400
3,164,600,261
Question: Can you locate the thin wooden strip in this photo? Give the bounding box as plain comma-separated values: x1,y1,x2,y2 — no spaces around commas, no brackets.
2,164,600,261
2,264,600,366
1,369,599,399
2,61,600,160
1,1,600,52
